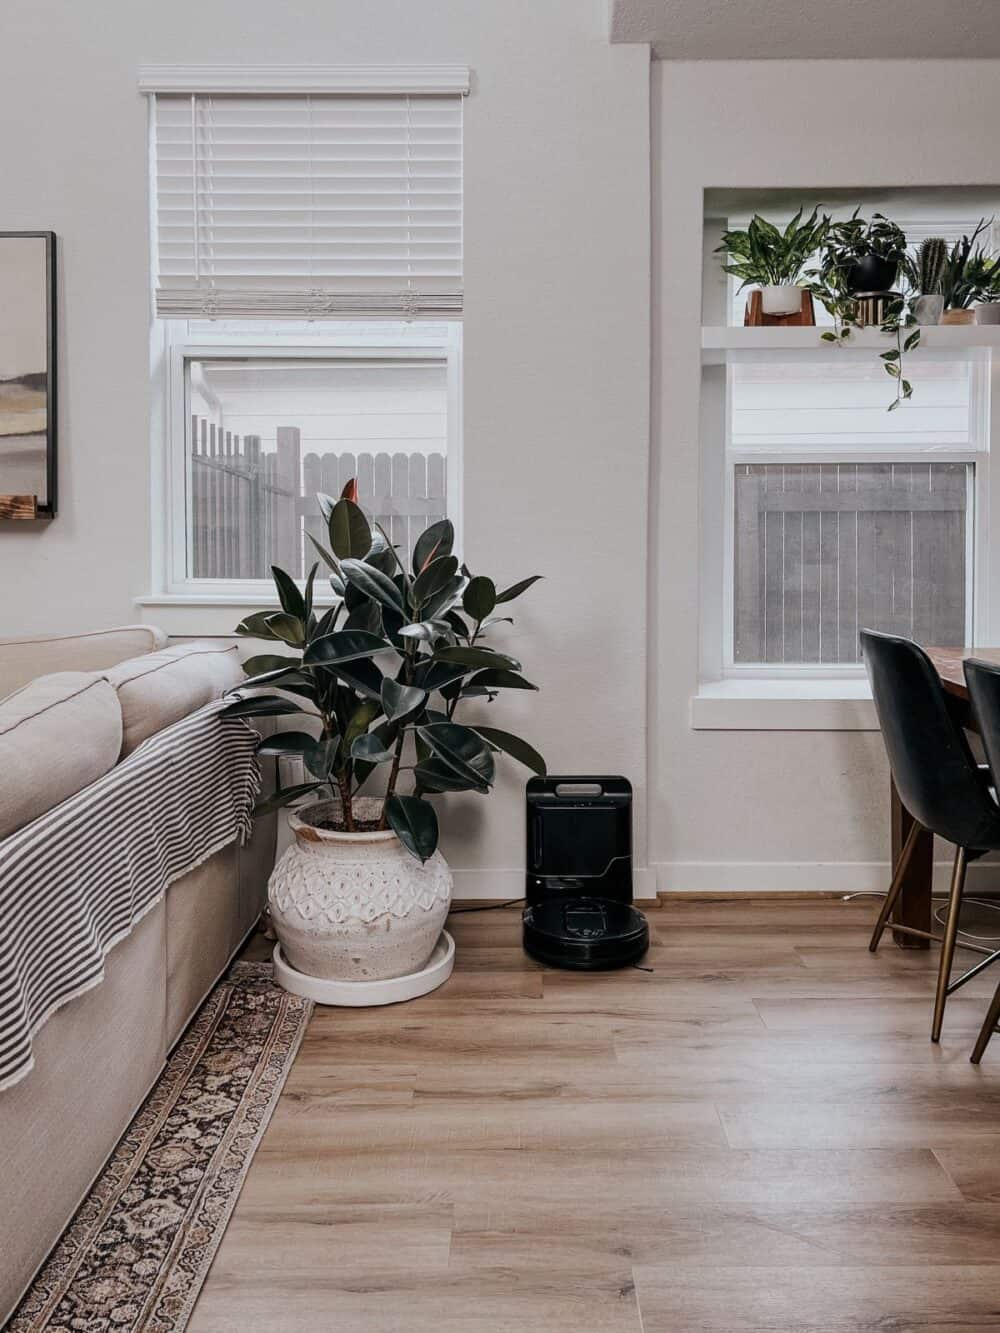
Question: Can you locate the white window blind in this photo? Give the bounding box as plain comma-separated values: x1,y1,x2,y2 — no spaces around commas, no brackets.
152,93,463,318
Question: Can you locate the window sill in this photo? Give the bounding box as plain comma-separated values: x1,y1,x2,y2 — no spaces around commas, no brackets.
690,679,878,731
135,593,283,638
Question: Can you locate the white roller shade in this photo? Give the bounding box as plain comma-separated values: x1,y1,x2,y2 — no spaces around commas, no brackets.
152,92,463,318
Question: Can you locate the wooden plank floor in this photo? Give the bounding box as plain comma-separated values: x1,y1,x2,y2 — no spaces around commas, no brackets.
189,898,1000,1333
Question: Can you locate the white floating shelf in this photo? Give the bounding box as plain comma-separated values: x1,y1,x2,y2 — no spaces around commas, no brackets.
702,324,1000,364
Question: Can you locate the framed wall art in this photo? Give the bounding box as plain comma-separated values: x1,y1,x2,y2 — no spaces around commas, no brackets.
0,232,56,518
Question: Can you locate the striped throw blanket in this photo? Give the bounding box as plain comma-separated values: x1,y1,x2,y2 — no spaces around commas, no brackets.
0,701,260,1091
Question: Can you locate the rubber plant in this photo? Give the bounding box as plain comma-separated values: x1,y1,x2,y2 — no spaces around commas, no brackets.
223,481,545,862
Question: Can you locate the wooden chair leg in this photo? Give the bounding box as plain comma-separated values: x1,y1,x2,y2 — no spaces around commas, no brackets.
971,979,1000,1064
870,819,921,953
932,846,968,1043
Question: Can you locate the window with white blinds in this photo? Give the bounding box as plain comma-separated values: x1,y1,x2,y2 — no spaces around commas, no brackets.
152,93,463,318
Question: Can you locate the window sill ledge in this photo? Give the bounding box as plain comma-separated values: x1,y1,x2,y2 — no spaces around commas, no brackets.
691,680,877,731
136,594,281,638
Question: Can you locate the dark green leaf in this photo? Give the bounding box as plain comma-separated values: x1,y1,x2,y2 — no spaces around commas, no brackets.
417,721,495,790
305,735,342,778
880,348,900,361
307,531,340,573
344,600,383,635
303,563,318,621
352,719,397,790
414,756,482,793
463,575,497,621
327,657,385,701
472,726,546,776
433,645,522,672
341,558,405,614
350,733,396,764
413,659,468,693
904,330,921,351
313,606,341,639
221,694,308,719
820,331,837,342
302,630,391,667
254,782,324,816
265,611,306,646
411,555,460,609
467,668,538,691
412,519,455,575
235,610,280,640
340,698,382,762
385,794,439,861
422,574,466,620
242,653,300,678
257,731,320,757
328,498,372,560
271,566,306,620
382,678,428,723
495,574,543,605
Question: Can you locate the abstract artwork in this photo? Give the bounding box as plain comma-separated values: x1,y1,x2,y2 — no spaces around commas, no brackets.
0,233,56,518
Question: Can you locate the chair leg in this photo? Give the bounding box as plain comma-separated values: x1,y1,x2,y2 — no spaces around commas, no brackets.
971,979,1000,1064
932,846,968,1043
869,819,922,953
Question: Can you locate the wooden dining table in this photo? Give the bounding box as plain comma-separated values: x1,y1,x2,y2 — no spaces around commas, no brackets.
891,645,1000,946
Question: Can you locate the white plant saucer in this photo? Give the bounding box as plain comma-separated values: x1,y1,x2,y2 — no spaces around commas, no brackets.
273,931,455,1007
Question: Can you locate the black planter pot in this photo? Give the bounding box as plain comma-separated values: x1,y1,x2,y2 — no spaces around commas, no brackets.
846,255,899,293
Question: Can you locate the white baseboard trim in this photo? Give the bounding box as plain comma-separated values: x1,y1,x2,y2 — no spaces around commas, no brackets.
449,867,658,902
653,859,1000,895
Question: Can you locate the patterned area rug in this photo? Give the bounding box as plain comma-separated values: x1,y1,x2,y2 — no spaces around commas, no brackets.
9,962,312,1333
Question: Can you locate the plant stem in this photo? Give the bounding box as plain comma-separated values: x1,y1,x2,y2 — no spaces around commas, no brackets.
379,729,407,829
336,769,355,831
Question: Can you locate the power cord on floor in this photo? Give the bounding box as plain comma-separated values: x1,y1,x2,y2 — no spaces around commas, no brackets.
842,890,1000,943
448,898,525,915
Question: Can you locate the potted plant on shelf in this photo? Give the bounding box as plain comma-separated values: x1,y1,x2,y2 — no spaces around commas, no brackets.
815,210,908,300
715,208,829,319
940,220,993,324
976,258,1000,324
808,212,918,413
224,482,545,993
904,237,948,326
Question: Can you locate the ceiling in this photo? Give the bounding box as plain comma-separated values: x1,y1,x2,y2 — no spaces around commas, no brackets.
609,0,1000,60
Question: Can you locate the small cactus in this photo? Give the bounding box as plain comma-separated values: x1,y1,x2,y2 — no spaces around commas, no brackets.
917,237,948,295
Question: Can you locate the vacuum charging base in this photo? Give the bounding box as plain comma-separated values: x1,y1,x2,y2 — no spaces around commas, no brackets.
523,896,649,971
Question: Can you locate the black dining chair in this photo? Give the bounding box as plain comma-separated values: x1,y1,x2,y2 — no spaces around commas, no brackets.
861,630,1000,1041
961,656,1000,1063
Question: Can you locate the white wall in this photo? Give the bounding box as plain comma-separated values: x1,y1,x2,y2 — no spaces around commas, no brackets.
0,0,651,895
652,59,1000,892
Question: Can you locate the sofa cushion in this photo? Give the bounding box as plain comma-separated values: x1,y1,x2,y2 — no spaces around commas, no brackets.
0,672,123,841
0,626,167,701
106,642,242,757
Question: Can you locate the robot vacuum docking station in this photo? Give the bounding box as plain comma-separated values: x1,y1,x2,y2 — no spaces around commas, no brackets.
522,776,649,971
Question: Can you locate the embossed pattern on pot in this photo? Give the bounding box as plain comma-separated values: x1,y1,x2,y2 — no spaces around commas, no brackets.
268,798,452,982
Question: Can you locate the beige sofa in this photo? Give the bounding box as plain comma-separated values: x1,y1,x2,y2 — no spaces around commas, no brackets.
0,629,275,1324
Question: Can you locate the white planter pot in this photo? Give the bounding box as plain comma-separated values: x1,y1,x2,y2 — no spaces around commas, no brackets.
760,284,803,316
268,798,452,983
913,293,944,325
976,302,1000,325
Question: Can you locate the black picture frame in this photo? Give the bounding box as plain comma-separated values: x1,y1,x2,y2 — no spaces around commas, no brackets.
0,231,56,519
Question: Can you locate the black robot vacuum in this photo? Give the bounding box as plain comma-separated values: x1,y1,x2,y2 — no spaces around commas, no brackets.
522,776,649,970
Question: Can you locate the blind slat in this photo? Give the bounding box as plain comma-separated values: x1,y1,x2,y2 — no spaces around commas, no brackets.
152,92,463,319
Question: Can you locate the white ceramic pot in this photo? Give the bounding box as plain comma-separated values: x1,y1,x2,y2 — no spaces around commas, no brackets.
913,294,944,325
976,302,1000,325
268,797,452,982
760,284,803,316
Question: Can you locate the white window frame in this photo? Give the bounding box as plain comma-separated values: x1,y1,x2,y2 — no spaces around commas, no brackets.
147,321,462,606
697,347,998,691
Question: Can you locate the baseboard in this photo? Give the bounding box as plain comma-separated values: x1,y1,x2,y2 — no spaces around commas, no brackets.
449,867,658,901
653,859,1000,895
